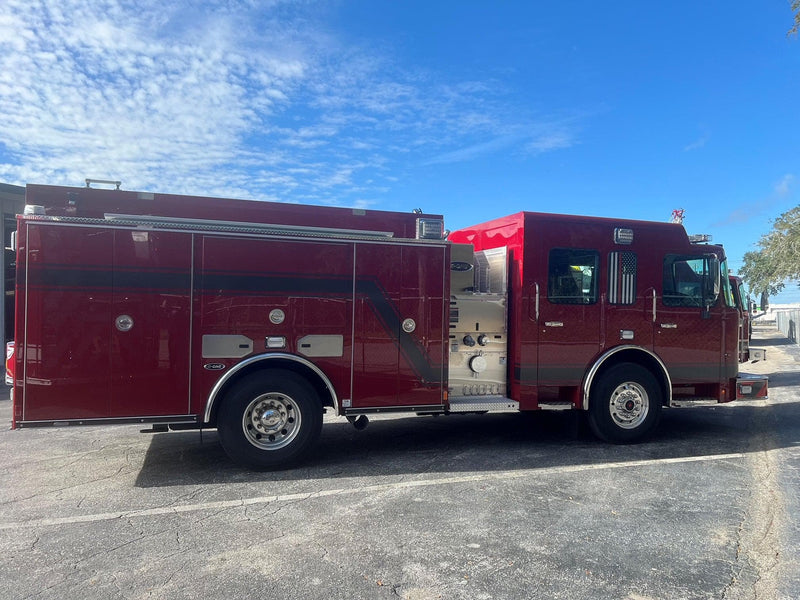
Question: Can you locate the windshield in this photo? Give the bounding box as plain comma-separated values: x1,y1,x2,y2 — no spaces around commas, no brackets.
737,282,748,311
721,260,736,308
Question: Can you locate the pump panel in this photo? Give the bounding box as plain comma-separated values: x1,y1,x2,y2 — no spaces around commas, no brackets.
448,247,508,400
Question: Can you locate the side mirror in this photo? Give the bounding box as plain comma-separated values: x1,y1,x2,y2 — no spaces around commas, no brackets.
704,255,720,306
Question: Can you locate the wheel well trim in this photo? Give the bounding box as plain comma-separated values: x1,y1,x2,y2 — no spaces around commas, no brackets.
203,353,339,424
582,345,672,411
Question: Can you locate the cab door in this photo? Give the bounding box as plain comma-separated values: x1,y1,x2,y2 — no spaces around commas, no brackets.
654,254,723,387
536,247,602,396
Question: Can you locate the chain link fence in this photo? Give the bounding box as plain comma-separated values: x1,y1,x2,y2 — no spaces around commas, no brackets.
774,310,800,344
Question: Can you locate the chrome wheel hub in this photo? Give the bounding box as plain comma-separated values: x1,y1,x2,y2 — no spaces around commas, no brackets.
243,392,301,450
609,382,649,429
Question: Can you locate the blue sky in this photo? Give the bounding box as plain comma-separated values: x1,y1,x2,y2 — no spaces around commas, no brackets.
1,1,798,299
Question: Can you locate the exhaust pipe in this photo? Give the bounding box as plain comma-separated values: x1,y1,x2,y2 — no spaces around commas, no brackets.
346,415,370,431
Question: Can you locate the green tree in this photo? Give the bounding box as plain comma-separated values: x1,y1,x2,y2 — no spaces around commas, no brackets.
792,0,800,36
740,250,784,297
740,205,800,299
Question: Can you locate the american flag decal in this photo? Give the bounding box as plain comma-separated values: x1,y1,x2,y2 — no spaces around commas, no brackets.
609,251,637,305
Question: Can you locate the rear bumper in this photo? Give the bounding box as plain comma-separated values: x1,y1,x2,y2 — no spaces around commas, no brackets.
736,374,768,400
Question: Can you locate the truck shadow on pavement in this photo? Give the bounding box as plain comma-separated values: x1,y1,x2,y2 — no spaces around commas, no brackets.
134,398,800,488
764,370,800,388
749,336,788,347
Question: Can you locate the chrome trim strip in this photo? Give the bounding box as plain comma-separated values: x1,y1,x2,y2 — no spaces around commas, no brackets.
448,396,519,412
21,221,29,422
350,244,357,409
296,334,344,358
652,289,657,323
202,334,254,358
188,234,195,415
18,415,197,428
344,404,446,415
582,345,672,411
669,399,718,408
538,402,573,411
17,217,448,247
203,353,339,423
440,246,448,401
105,213,395,239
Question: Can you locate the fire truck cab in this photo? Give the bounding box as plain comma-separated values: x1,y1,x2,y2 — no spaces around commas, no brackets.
448,213,767,442
8,185,768,468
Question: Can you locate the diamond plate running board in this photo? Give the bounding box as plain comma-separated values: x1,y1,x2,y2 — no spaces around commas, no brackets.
448,396,520,413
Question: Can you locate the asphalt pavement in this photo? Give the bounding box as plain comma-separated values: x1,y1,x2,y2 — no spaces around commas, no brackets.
0,325,798,600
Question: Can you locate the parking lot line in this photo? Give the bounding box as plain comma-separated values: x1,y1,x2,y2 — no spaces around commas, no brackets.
0,451,747,532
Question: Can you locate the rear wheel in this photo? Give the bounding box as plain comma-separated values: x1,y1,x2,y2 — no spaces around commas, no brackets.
588,363,661,443
217,370,323,469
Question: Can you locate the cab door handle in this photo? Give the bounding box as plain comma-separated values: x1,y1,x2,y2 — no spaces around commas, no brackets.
545,321,564,327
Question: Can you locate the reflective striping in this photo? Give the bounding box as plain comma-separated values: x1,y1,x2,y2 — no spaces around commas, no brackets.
0,452,746,531
29,265,444,386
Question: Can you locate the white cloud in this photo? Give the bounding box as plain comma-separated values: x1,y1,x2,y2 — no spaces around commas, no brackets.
0,0,581,205
683,125,710,152
775,174,795,197
0,0,315,195
424,134,525,166
526,131,574,155
713,173,797,227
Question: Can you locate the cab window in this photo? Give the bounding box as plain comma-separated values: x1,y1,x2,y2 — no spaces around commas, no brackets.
663,255,713,307
548,249,599,304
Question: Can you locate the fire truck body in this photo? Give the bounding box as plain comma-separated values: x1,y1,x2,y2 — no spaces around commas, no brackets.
9,185,768,468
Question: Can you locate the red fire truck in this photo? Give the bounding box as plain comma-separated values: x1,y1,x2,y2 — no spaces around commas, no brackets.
729,275,763,363
7,184,767,468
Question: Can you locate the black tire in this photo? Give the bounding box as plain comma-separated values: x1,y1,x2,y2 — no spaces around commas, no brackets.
588,363,662,443
217,370,323,469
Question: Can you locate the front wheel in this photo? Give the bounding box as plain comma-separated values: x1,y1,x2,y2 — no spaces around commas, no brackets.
217,370,323,469
588,363,662,443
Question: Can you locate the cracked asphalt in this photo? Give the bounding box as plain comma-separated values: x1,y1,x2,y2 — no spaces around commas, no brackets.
0,324,798,600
